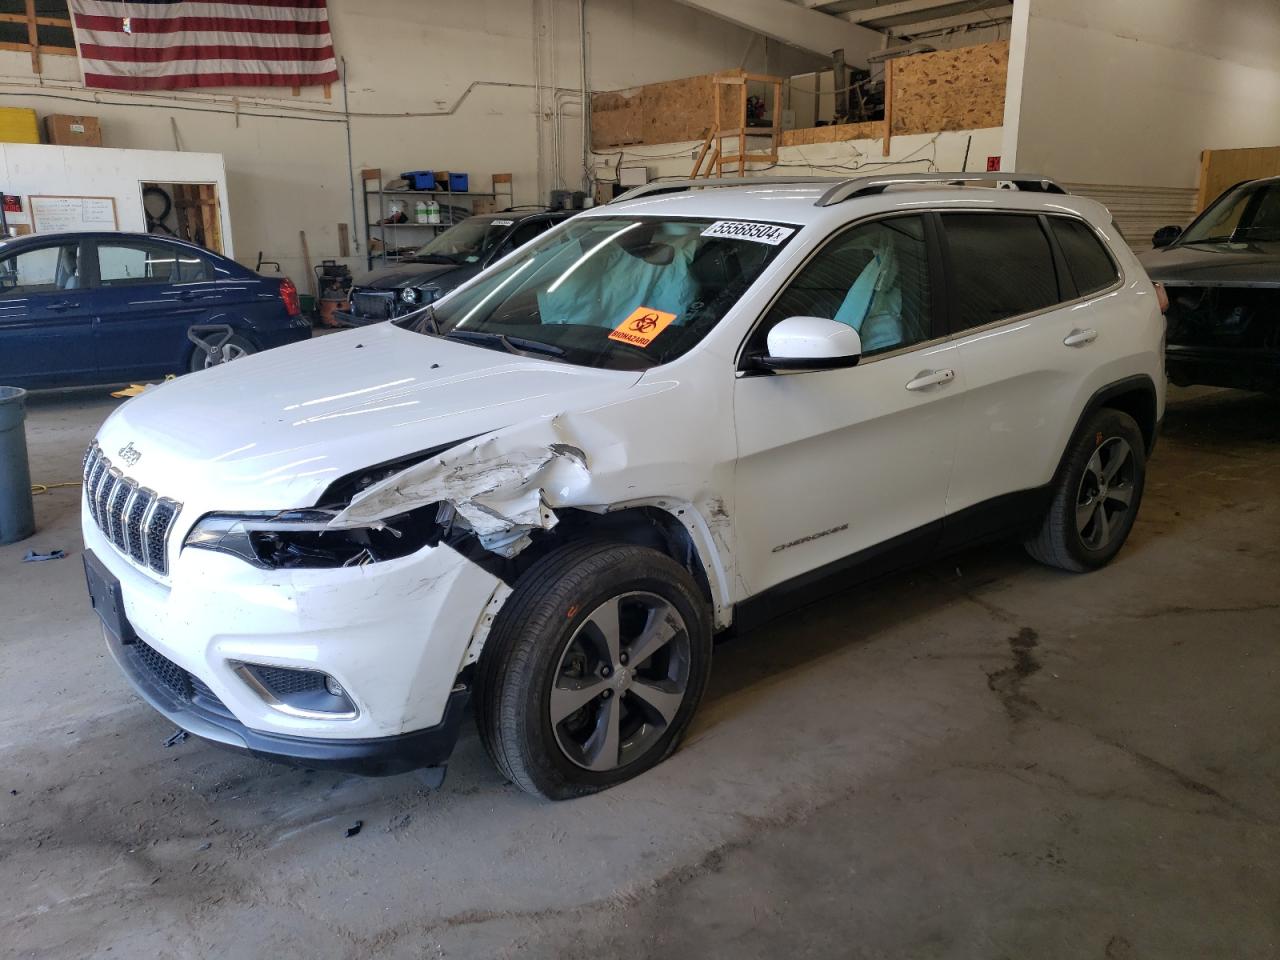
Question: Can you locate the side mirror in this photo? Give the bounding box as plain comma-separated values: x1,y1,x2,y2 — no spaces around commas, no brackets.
757,316,861,372
1151,225,1182,249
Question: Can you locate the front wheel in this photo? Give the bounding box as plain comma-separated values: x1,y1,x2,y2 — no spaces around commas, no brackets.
474,541,712,800
1025,408,1147,572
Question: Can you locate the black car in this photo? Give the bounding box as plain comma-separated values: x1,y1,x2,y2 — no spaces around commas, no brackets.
343,211,575,324
1140,176,1280,393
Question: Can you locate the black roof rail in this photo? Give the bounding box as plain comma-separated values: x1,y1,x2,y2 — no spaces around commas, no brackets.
609,176,845,204
815,172,1068,206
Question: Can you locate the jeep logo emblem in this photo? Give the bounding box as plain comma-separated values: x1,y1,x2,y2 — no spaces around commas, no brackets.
118,442,142,467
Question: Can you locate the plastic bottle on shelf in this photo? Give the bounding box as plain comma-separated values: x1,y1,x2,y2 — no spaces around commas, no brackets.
427,199,441,224
415,200,429,223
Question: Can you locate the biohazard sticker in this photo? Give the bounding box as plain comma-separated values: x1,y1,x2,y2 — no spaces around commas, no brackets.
608,307,677,348
700,220,795,245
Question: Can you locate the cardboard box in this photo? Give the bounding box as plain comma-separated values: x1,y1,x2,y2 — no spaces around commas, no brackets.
0,107,40,144
44,114,103,147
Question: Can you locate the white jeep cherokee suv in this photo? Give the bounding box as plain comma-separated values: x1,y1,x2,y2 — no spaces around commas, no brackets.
82,173,1165,799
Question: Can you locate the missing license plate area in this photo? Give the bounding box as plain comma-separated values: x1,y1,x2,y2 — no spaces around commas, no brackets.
83,551,134,643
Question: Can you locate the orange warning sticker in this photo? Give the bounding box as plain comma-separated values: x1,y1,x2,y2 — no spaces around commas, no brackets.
608,307,677,348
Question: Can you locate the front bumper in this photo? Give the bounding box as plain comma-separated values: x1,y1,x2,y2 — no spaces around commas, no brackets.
92,559,470,775
82,502,503,758
1166,343,1280,392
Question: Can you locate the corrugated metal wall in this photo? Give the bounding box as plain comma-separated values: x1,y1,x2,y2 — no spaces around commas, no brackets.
1066,183,1198,252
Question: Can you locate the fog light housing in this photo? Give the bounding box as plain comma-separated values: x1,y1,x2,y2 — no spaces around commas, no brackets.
233,663,358,720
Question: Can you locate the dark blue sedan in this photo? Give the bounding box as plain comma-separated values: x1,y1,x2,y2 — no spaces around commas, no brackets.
0,232,312,388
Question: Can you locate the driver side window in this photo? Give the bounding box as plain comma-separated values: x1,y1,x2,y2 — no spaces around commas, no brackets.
757,215,933,358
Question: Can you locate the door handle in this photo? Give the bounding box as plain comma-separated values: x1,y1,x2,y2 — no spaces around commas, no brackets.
905,368,955,391
1063,328,1098,347
177,290,197,301
47,300,80,311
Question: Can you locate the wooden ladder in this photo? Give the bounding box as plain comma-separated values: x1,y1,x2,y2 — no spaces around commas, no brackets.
709,71,784,177
690,126,719,178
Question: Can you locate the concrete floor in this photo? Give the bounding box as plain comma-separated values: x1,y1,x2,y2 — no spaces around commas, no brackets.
2,386,1277,959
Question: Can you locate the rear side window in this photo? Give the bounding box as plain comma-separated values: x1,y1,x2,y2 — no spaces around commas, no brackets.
96,241,209,285
942,214,1060,331
1049,217,1118,296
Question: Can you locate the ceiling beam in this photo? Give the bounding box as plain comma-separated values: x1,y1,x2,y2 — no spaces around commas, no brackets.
668,0,884,68
887,5,1013,36
842,0,969,24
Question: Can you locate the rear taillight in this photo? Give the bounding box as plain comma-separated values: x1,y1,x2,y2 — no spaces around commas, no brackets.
1154,282,1169,314
279,277,301,317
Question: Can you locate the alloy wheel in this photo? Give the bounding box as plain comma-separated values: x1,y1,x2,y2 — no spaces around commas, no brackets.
1075,437,1136,550
549,591,691,772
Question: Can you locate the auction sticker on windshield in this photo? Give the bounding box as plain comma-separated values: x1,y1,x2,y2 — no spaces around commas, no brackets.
701,220,795,245
608,307,677,348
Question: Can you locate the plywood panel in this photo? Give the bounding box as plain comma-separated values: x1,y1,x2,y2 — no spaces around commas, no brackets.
891,40,1008,135
1196,145,1280,211
591,71,761,149
780,121,881,147
593,41,1008,150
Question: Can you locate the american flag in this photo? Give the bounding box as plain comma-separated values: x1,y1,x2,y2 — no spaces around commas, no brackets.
68,1,339,91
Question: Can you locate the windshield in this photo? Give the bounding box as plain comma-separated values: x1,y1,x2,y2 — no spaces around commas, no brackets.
1181,180,1280,244
408,218,511,263
398,215,795,371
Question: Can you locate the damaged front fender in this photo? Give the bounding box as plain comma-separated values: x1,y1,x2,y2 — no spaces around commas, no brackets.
331,422,592,558
328,375,740,629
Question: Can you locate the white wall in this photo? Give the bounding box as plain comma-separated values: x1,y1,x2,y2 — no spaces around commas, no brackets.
0,143,232,253
1006,0,1280,187
0,0,819,281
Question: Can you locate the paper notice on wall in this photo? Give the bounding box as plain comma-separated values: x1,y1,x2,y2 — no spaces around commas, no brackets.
29,196,118,234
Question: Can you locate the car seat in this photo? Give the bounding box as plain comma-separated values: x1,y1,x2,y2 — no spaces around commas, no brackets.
832,235,905,353
56,247,81,289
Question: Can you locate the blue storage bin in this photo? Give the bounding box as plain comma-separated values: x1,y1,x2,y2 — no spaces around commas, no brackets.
400,170,434,190
448,172,469,192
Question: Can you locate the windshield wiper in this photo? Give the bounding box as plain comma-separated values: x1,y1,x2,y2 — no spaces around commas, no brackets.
393,304,441,334
443,329,565,358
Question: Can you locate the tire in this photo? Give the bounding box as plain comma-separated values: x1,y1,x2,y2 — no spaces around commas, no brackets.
474,541,713,800
1025,407,1147,572
188,333,256,373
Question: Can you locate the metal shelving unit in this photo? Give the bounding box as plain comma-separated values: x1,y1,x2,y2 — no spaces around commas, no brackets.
359,170,514,269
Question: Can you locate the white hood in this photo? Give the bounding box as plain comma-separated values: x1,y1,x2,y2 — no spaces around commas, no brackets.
95,324,641,513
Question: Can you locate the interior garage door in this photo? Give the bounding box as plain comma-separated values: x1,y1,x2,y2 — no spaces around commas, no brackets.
1065,183,1198,253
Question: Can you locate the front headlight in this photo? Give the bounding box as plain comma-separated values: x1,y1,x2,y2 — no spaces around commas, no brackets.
184,504,447,569
185,443,465,569
400,287,418,304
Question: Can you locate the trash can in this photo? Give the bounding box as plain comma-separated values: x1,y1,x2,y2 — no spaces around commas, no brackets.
0,386,35,545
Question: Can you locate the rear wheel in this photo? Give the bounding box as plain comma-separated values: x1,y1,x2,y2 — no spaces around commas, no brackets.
189,333,256,372
1026,408,1146,572
475,541,712,800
